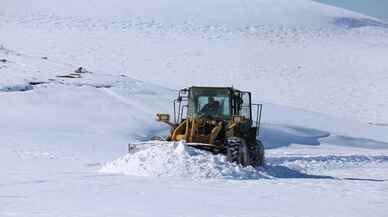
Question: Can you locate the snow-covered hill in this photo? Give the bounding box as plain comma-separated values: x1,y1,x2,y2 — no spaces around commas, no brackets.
1,1,388,217
1,0,373,26
2,0,388,123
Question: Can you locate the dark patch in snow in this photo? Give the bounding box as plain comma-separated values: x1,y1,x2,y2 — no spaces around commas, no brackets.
334,17,388,29
28,81,47,86
263,165,333,179
343,177,387,182
0,58,8,63
95,84,112,89
70,83,112,89
369,122,388,127
74,66,92,74
56,73,82,79
0,84,33,92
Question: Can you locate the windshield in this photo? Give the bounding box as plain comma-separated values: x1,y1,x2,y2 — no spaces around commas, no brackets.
188,88,231,119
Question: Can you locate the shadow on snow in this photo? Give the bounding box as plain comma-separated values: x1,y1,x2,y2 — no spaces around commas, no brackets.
259,123,388,149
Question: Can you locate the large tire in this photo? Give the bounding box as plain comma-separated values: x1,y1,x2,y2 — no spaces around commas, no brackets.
226,137,250,166
250,140,265,167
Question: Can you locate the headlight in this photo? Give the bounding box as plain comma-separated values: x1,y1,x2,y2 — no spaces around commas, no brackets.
156,113,170,122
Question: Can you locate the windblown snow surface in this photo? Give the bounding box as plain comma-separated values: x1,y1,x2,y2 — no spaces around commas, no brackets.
1,0,388,217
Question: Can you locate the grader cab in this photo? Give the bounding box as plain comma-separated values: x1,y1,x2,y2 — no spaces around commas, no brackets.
156,86,264,167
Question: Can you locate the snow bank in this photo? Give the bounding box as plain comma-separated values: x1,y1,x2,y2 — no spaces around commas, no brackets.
100,141,267,179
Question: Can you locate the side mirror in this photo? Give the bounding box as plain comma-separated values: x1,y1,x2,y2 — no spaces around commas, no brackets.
156,113,170,122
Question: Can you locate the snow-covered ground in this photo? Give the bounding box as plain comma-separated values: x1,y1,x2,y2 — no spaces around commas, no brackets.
1,0,388,216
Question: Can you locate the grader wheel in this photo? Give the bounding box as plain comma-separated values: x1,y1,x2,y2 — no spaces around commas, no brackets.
226,137,265,167
226,137,250,166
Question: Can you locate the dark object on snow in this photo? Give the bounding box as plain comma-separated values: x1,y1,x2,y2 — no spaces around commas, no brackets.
41,56,48,60
56,73,82,79
0,59,8,63
95,84,112,89
75,67,92,74
29,81,47,86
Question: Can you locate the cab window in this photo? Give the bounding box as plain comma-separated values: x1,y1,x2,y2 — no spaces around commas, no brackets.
189,88,231,119
239,92,251,120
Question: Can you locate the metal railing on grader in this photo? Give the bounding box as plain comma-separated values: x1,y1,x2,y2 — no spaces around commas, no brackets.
129,86,265,167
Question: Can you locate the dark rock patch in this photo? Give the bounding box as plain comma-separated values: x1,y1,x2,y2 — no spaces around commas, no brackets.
56,73,82,79
28,81,47,86
75,67,92,74
0,84,34,92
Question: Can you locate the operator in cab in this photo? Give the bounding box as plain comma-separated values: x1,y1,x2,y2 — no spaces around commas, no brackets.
199,96,221,117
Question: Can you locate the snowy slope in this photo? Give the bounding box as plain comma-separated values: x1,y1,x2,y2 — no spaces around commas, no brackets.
2,0,388,123
1,0,388,217
1,0,372,26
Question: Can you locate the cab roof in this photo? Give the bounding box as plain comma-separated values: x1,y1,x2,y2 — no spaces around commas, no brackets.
182,86,245,93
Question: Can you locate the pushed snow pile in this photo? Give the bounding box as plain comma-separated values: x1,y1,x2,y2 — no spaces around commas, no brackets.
100,141,267,179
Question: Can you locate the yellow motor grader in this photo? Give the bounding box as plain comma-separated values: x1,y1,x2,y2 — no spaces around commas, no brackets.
131,86,265,167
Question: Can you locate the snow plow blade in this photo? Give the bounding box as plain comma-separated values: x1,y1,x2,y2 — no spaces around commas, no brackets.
128,141,219,154
128,140,264,167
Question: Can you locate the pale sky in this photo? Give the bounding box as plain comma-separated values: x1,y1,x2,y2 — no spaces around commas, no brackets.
315,0,388,21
